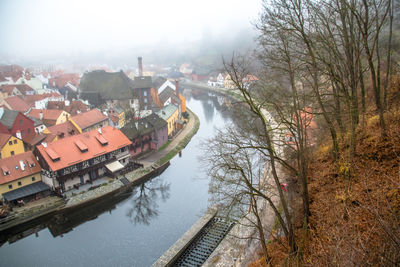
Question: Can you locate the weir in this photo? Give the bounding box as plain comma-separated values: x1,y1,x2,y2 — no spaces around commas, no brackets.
152,208,235,267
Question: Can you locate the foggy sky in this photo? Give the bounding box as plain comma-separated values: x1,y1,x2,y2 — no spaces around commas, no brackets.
0,0,261,64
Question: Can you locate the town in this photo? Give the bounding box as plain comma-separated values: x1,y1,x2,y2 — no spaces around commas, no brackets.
0,58,255,216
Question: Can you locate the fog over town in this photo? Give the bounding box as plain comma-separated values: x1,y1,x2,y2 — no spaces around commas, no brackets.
0,0,260,67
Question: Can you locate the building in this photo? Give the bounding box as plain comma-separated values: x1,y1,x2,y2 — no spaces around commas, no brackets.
35,126,132,192
43,121,80,142
0,109,35,141
28,109,70,127
0,133,25,159
79,70,136,107
156,104,179,137
69,108,109,133
47,100,90,116
0,151,50,204
121,113,168,157
105,105,126,129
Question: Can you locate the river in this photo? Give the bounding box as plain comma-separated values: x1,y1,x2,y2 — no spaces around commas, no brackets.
0,89,234,267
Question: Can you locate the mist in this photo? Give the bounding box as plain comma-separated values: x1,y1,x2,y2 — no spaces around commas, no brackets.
0,0,261,67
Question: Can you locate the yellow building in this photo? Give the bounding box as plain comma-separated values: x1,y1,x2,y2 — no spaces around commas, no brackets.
156,104,179,137
0,151,45,201
0,133,25,159
28,109,71,127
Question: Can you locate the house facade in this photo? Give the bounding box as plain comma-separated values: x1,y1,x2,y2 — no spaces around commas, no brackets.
35,126,132,192
69,109,109,133
156,104,179,137
0,151,48,203
0,133,25,159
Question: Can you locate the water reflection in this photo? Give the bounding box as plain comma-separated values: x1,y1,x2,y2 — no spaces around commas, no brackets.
126,179,170,225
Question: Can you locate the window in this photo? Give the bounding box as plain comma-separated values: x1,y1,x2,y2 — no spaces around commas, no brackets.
28,128,31,134
21,130,25,136
144,98,147,103
18,181,22,186
19,119,23,125
13,140,17,144
144,91,147,96
10,151,14,156
8,184,12,189
8,141,12,145
32,177,35,181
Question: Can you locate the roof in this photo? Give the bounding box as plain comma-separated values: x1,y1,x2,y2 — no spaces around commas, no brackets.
79,70,135,100
158,86,181,105
23,93,64,107
3,181,50,202
0,109,20,130
46,121,80,139
4,96,30,113
152,76,167,90
24,133,46,147
133,76,153,89
121,113,166,139
0,133,12,148
47,100,90,116
156,104,178,121
36,126,132,171
14,84,34,95
70,109,108,131
0,151,42,185
29,109,66,121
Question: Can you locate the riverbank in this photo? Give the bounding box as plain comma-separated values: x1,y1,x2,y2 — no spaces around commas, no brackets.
0,109,200,233
184,80,283,267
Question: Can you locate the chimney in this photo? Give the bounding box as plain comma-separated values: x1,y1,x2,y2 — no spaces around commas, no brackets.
138,57,143,76
39,111,43,120
175,80,179,97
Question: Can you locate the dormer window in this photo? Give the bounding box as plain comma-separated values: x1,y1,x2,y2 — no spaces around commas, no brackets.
75,140,88,153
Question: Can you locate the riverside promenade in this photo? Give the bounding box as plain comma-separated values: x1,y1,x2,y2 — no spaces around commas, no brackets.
0,109,199,232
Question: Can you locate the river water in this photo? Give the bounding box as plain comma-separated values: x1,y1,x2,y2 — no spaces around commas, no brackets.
0,89,233,267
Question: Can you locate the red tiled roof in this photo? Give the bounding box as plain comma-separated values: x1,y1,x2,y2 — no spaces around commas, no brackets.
4,96,30,113
47,100,90,116
28,109,65,121
24,133,46,147
23,93,63,107
0,85,16,94
49,73,80,88
36,126,132,171
70,109,108,131
46,121,79,139
0,151,42,185
14,84,34,95
0,133,12,149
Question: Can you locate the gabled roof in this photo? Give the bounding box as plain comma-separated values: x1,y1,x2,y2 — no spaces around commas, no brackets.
133,76,152,89
14,84,34,95
0,133,13,149
70,108,108,130
0,151,42,185
79,70,135,100
47,100,90,116
156,104,178,121
36,126,132,171
0,85,17,94
0,109,20,130
28,109,66,121
23,93,64,107
46,121,79,139
158,86,181,105
121,113,167,140
24,133,47,147
4,96,30,113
